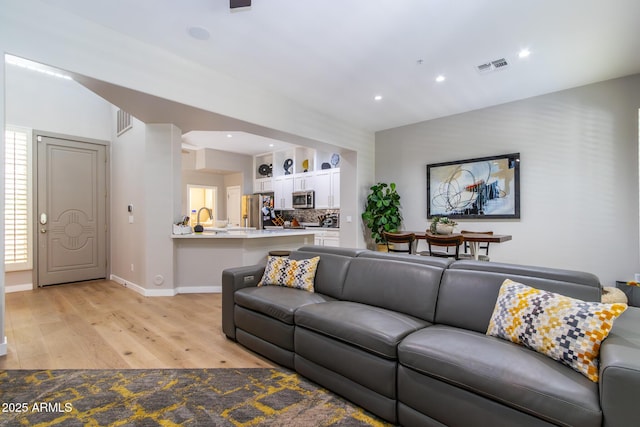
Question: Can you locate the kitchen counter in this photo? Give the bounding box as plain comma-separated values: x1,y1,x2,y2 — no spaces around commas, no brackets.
171,229,314,239
303,226,340,230
172,228,315,292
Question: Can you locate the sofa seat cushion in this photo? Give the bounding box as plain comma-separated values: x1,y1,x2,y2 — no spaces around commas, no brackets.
295,301,430,359
235,286,335,324
398,325,602,427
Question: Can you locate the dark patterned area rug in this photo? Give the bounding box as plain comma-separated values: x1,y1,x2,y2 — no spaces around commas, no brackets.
0,368,391,426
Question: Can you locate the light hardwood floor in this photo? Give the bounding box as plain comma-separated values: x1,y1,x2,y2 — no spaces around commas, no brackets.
0,280,275,369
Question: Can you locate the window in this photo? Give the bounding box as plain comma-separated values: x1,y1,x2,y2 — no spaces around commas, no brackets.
4,126,32,271
187,185,217,227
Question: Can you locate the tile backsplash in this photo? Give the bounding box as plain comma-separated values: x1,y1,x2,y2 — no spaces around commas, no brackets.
276,209,340,227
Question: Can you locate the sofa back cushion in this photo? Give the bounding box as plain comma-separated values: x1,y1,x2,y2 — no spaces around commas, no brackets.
341,257,444,322
450,260,601,290
289,250,352,299
357,251,453,268
436,268,603,333
297,245,369,258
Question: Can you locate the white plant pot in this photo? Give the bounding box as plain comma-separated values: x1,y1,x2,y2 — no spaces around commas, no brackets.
435,223,455,235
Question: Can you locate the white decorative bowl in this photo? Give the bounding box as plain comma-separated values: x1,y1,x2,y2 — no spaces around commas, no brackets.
435,223,455,235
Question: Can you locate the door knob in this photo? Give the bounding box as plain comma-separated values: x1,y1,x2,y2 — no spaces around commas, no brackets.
40,228,47,233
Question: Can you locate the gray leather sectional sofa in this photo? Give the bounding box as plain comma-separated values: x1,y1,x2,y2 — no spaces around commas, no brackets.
221,246,640,426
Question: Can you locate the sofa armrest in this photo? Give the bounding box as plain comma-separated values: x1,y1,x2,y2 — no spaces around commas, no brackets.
599,307,640,427
221,264,265,340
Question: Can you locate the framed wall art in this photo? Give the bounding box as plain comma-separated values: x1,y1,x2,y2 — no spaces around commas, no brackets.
426,153,520,219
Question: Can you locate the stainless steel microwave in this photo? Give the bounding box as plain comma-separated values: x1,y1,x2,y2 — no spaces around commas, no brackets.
292,191,314,209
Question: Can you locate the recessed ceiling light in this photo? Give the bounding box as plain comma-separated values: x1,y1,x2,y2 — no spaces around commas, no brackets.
226,134,233,138
269,143,274,148
518,49,531,58
188,26,210,41
435,75,446,83
374,95,383,101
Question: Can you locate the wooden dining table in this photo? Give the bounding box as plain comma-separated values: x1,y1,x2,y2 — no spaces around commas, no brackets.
408,231,512,260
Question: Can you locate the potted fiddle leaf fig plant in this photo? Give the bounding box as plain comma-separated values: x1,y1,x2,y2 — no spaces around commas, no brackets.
362,182,402,249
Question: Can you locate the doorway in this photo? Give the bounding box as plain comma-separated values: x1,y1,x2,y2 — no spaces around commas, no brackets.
35,132,109,286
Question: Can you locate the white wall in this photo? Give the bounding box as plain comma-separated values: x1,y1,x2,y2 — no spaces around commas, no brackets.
376,74,640,285
144,124,182,295
5,65,112,140
4,63,112,292
110,118,183,295
110,113,146,287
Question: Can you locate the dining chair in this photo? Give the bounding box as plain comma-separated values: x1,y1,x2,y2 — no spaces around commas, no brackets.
460,230,492,261
420,232,464,260
383,231,416,254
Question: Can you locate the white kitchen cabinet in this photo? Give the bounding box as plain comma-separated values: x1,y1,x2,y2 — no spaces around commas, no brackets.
330,169,340,208
314,171,330,208
254,177,273,193
313,168,340,209
312,229,340,247
273,176,294,210
322,232,340,247
293,172,315,192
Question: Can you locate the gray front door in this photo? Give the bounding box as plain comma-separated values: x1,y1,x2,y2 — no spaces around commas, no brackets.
36,133,108,286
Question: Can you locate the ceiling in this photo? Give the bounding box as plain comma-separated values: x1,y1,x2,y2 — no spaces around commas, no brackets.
39,0,640,150
182,131,296,156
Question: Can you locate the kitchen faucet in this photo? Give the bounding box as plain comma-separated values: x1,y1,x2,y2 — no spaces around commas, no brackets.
193,207,213,233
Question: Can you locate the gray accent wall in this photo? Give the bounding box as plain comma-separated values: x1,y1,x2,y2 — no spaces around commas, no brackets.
376,74,640,286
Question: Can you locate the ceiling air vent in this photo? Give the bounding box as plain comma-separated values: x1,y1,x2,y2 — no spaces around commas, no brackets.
476,58,509,74
476,62,493,74
230,0,251,8
492,58,508,69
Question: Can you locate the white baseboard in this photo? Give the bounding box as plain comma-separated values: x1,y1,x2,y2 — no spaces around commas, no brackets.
110,275,219,296
110,274,149,296
5,283,34,293
0,336,7,356
143,288,178,297
177,285,221,294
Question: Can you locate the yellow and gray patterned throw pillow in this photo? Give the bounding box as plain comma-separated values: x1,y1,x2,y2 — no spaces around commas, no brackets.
487,279,627,382
257,256,320,292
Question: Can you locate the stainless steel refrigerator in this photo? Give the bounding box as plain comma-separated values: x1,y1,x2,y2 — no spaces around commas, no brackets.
242,193,275,229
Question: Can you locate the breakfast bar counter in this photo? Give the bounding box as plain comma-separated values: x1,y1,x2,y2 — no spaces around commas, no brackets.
172,229,315,239
172,229,315,291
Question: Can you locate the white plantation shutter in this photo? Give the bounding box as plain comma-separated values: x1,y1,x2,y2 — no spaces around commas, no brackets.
4,127,31,270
